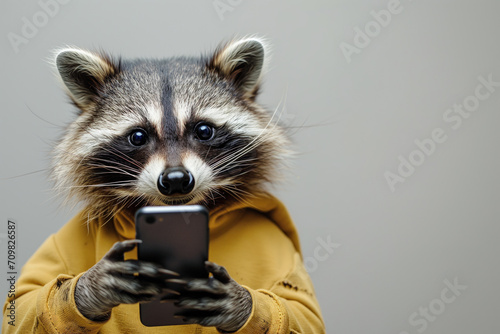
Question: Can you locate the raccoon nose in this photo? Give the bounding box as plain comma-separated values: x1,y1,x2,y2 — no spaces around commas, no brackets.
157,167,195,196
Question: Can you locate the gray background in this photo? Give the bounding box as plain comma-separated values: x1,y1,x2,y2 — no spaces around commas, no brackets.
1,0,499,333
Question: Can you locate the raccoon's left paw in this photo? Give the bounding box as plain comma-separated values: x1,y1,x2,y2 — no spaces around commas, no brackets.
167,261,252,332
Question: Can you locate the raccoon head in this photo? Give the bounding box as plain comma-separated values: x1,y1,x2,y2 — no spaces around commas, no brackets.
52,37,290,219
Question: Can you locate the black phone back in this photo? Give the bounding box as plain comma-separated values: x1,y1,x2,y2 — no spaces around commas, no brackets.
135,205,209,327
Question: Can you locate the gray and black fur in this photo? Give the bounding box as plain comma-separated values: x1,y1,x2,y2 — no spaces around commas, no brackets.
52,37,290,331
53,37,290,221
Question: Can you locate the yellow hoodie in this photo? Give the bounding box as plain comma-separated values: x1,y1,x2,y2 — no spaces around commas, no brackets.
3,194,325,333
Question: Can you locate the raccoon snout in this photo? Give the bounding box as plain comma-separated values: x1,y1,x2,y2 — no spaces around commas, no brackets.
157,167,195,196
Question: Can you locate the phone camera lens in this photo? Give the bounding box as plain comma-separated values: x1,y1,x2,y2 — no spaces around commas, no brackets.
145,216,156,224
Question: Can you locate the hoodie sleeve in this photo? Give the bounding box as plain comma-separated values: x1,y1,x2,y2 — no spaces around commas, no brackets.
2,233,107,333
208,198,326,334
229,252,325,334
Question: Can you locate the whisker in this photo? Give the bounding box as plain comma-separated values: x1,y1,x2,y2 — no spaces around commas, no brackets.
210,97,284,171
86,164,139,179
0,169,47,180
89,157,142,172
57,182,137,190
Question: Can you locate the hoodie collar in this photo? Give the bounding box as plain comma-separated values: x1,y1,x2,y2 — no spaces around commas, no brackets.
111,193,301,253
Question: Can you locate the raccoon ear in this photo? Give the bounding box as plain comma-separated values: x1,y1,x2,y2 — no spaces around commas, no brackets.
207,37,268,100
55,48,119,111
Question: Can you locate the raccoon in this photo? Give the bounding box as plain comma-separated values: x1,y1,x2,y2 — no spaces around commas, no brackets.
3,37,325,334
52,37,290,222
53,37,293,331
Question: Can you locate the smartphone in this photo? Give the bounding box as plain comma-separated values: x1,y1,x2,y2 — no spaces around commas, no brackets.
135,205,209,327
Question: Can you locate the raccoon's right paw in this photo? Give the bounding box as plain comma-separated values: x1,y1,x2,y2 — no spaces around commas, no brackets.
74,239,178,321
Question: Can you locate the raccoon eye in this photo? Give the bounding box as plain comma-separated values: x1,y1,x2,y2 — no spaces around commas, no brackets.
194,123,215,141
129,129,148,146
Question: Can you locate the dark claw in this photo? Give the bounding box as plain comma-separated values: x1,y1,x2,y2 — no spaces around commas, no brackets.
106,239,142,261
163,288,180,295
166,278,188,285
158,268,180,276
205,261,230,284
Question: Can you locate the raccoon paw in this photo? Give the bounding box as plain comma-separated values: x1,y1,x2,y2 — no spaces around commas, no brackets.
166,261,252,332
75,239,178,321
